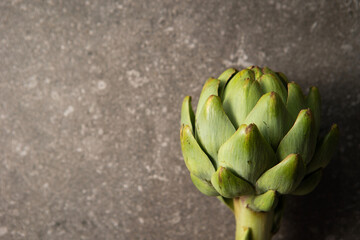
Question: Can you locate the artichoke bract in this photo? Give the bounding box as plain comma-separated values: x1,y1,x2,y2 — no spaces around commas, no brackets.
180,66,339,240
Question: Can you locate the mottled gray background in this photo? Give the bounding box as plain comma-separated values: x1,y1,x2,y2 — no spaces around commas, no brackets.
0,0,359,239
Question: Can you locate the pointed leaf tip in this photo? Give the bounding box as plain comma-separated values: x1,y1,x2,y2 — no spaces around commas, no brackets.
243,91,289,148
276,108,316,165
195,78,220,120
190,173,219,196
218,123,276,184
248,66,263,80
245,123,254,134
211,167,254,198
258,74,288,104
218,68,238,83
217,68,238,98
247,190,278,212
222,76,262,128
306,124,339,173
256,153,305,194
262,66,275,74
286,82,306,122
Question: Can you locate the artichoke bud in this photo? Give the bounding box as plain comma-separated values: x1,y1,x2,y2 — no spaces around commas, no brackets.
306,124,339,174
196,95,235,167
276,109,316,165
243,91,289,148
179,66,339,237
190,173,219,196
256,154,305,194
292,168,323,196
218,124,277,184
211,166,255,198
246,190,278,212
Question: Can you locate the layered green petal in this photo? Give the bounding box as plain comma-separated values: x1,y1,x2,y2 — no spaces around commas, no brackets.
181,96,195,133
196,95,236,167
276,109,316,165
195,78,220,119
190,173,219,196
218,68,238,81
246,190,278,212
243,92,290,148
222,77,262,128
218,68,238,98
232,69,255,82
262,66,289,89
307,124,339,173
306,86,321,136
211,167,255,198
262,66,277,76
292,169,323,196
257,74,288,104
256,154,305,194
180,125,215,181
218,124,277,184
286,82,306,122
248,66,263,80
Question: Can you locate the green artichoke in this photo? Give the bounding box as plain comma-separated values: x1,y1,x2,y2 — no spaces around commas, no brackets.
180,66,339,240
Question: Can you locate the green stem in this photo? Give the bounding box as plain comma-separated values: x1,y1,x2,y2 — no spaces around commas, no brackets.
234,197,274,240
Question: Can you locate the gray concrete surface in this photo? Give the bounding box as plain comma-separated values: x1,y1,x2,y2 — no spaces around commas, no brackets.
0,0,359,239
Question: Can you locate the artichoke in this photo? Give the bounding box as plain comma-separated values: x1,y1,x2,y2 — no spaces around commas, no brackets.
180,66,339,240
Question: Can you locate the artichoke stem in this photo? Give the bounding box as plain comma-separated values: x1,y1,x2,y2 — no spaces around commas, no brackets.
234,197,274,240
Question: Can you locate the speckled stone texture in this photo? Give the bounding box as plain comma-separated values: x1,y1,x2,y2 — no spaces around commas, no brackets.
0,0,359,239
